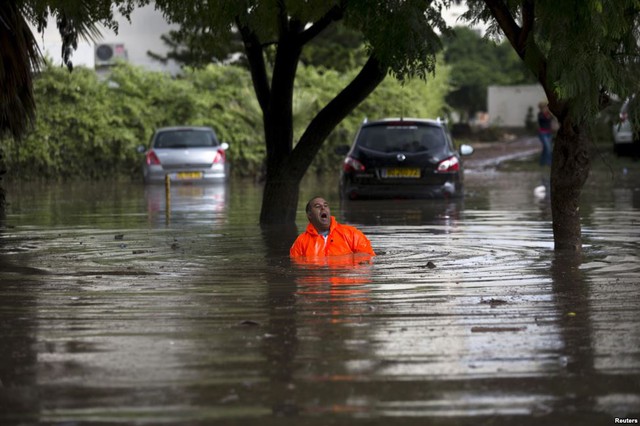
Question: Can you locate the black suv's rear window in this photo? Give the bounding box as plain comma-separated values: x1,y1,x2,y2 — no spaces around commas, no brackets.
356,123,445,153
154,130,219,148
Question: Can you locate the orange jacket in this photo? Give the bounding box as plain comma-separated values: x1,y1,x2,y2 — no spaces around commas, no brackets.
290,216,375,257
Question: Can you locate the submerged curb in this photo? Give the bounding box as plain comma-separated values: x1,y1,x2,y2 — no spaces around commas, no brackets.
465,137,540,170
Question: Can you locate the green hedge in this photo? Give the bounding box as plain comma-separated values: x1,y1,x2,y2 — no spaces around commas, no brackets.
0,60,450,181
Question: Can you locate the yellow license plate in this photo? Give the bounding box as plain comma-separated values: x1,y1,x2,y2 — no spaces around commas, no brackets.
176,172,203,180
383,168,420,178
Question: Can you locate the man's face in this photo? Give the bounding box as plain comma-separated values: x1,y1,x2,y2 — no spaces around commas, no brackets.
307,197,331,232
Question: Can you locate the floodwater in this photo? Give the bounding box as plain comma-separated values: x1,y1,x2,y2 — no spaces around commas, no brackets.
0,167,639,425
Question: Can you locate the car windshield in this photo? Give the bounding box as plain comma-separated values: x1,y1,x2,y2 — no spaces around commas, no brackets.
356,123,445,153
154,130,218,148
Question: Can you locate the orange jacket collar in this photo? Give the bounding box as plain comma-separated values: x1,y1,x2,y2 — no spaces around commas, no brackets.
304,216,337,236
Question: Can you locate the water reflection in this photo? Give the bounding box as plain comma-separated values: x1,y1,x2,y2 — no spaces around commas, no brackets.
340,199,462,228
0,277,40,421
144,182,228,227
550,252,595,414
293,254,373,302
262,270,300,415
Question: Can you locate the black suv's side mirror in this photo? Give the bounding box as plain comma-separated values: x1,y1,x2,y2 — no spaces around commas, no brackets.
459,144,474,156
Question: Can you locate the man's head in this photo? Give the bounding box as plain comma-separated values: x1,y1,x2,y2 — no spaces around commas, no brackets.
305,196,331,233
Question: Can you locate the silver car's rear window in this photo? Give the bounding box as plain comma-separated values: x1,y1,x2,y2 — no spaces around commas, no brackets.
357,124,445,153
154,130,219,148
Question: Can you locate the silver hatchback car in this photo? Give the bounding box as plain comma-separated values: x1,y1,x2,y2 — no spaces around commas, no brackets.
140,126,229,184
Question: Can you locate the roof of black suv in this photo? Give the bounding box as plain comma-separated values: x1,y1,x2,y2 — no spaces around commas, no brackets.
354,118,450,154
361,117,448,127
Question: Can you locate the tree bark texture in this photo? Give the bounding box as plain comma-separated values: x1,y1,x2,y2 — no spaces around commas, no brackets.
550,120,591,251
259,175,302,225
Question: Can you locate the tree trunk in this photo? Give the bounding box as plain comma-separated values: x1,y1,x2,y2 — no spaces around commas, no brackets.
550,119,591,251
257,21,301,225
260,172,301,225
0,185,5,220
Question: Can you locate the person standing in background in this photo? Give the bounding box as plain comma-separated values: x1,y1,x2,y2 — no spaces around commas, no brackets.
537,101,554,166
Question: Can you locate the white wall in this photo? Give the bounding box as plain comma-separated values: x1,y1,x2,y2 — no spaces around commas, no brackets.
487,84,547,127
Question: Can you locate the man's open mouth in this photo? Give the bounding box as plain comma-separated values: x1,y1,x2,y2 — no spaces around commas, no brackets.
320,213,328,220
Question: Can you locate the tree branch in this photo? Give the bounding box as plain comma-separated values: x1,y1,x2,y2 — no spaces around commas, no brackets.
298,3,345,46
236,18,270,113
519,0,535,48
286,55,387,181
483,0,549,96
276,0,289,37
483,0,524,57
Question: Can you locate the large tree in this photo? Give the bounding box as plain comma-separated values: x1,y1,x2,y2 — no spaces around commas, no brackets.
462,0,640,251
153,0,449,225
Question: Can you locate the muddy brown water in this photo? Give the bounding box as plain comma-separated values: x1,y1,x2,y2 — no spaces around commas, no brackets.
0,166,639,425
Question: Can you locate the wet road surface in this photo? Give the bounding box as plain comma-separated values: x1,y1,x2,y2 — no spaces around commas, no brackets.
1,161,639,425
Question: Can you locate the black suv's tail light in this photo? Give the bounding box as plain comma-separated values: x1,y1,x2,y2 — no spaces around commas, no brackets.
343,156,365,172
436,155,459,173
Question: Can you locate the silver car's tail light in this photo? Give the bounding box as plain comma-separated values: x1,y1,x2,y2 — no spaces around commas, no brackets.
146,150,161,165
213,149,226,164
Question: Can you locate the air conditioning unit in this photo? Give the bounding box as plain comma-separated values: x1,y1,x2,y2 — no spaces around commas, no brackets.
94,43,127,67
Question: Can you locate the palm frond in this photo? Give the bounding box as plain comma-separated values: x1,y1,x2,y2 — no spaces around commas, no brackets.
0,0,42,140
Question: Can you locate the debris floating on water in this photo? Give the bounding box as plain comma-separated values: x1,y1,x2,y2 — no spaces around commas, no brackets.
471,326,526,333
480,298,508,308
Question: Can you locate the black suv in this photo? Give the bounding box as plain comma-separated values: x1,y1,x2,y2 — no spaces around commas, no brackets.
338,118,473,200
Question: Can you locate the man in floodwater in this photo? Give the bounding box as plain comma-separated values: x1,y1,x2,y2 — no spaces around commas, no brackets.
290,196,375,257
